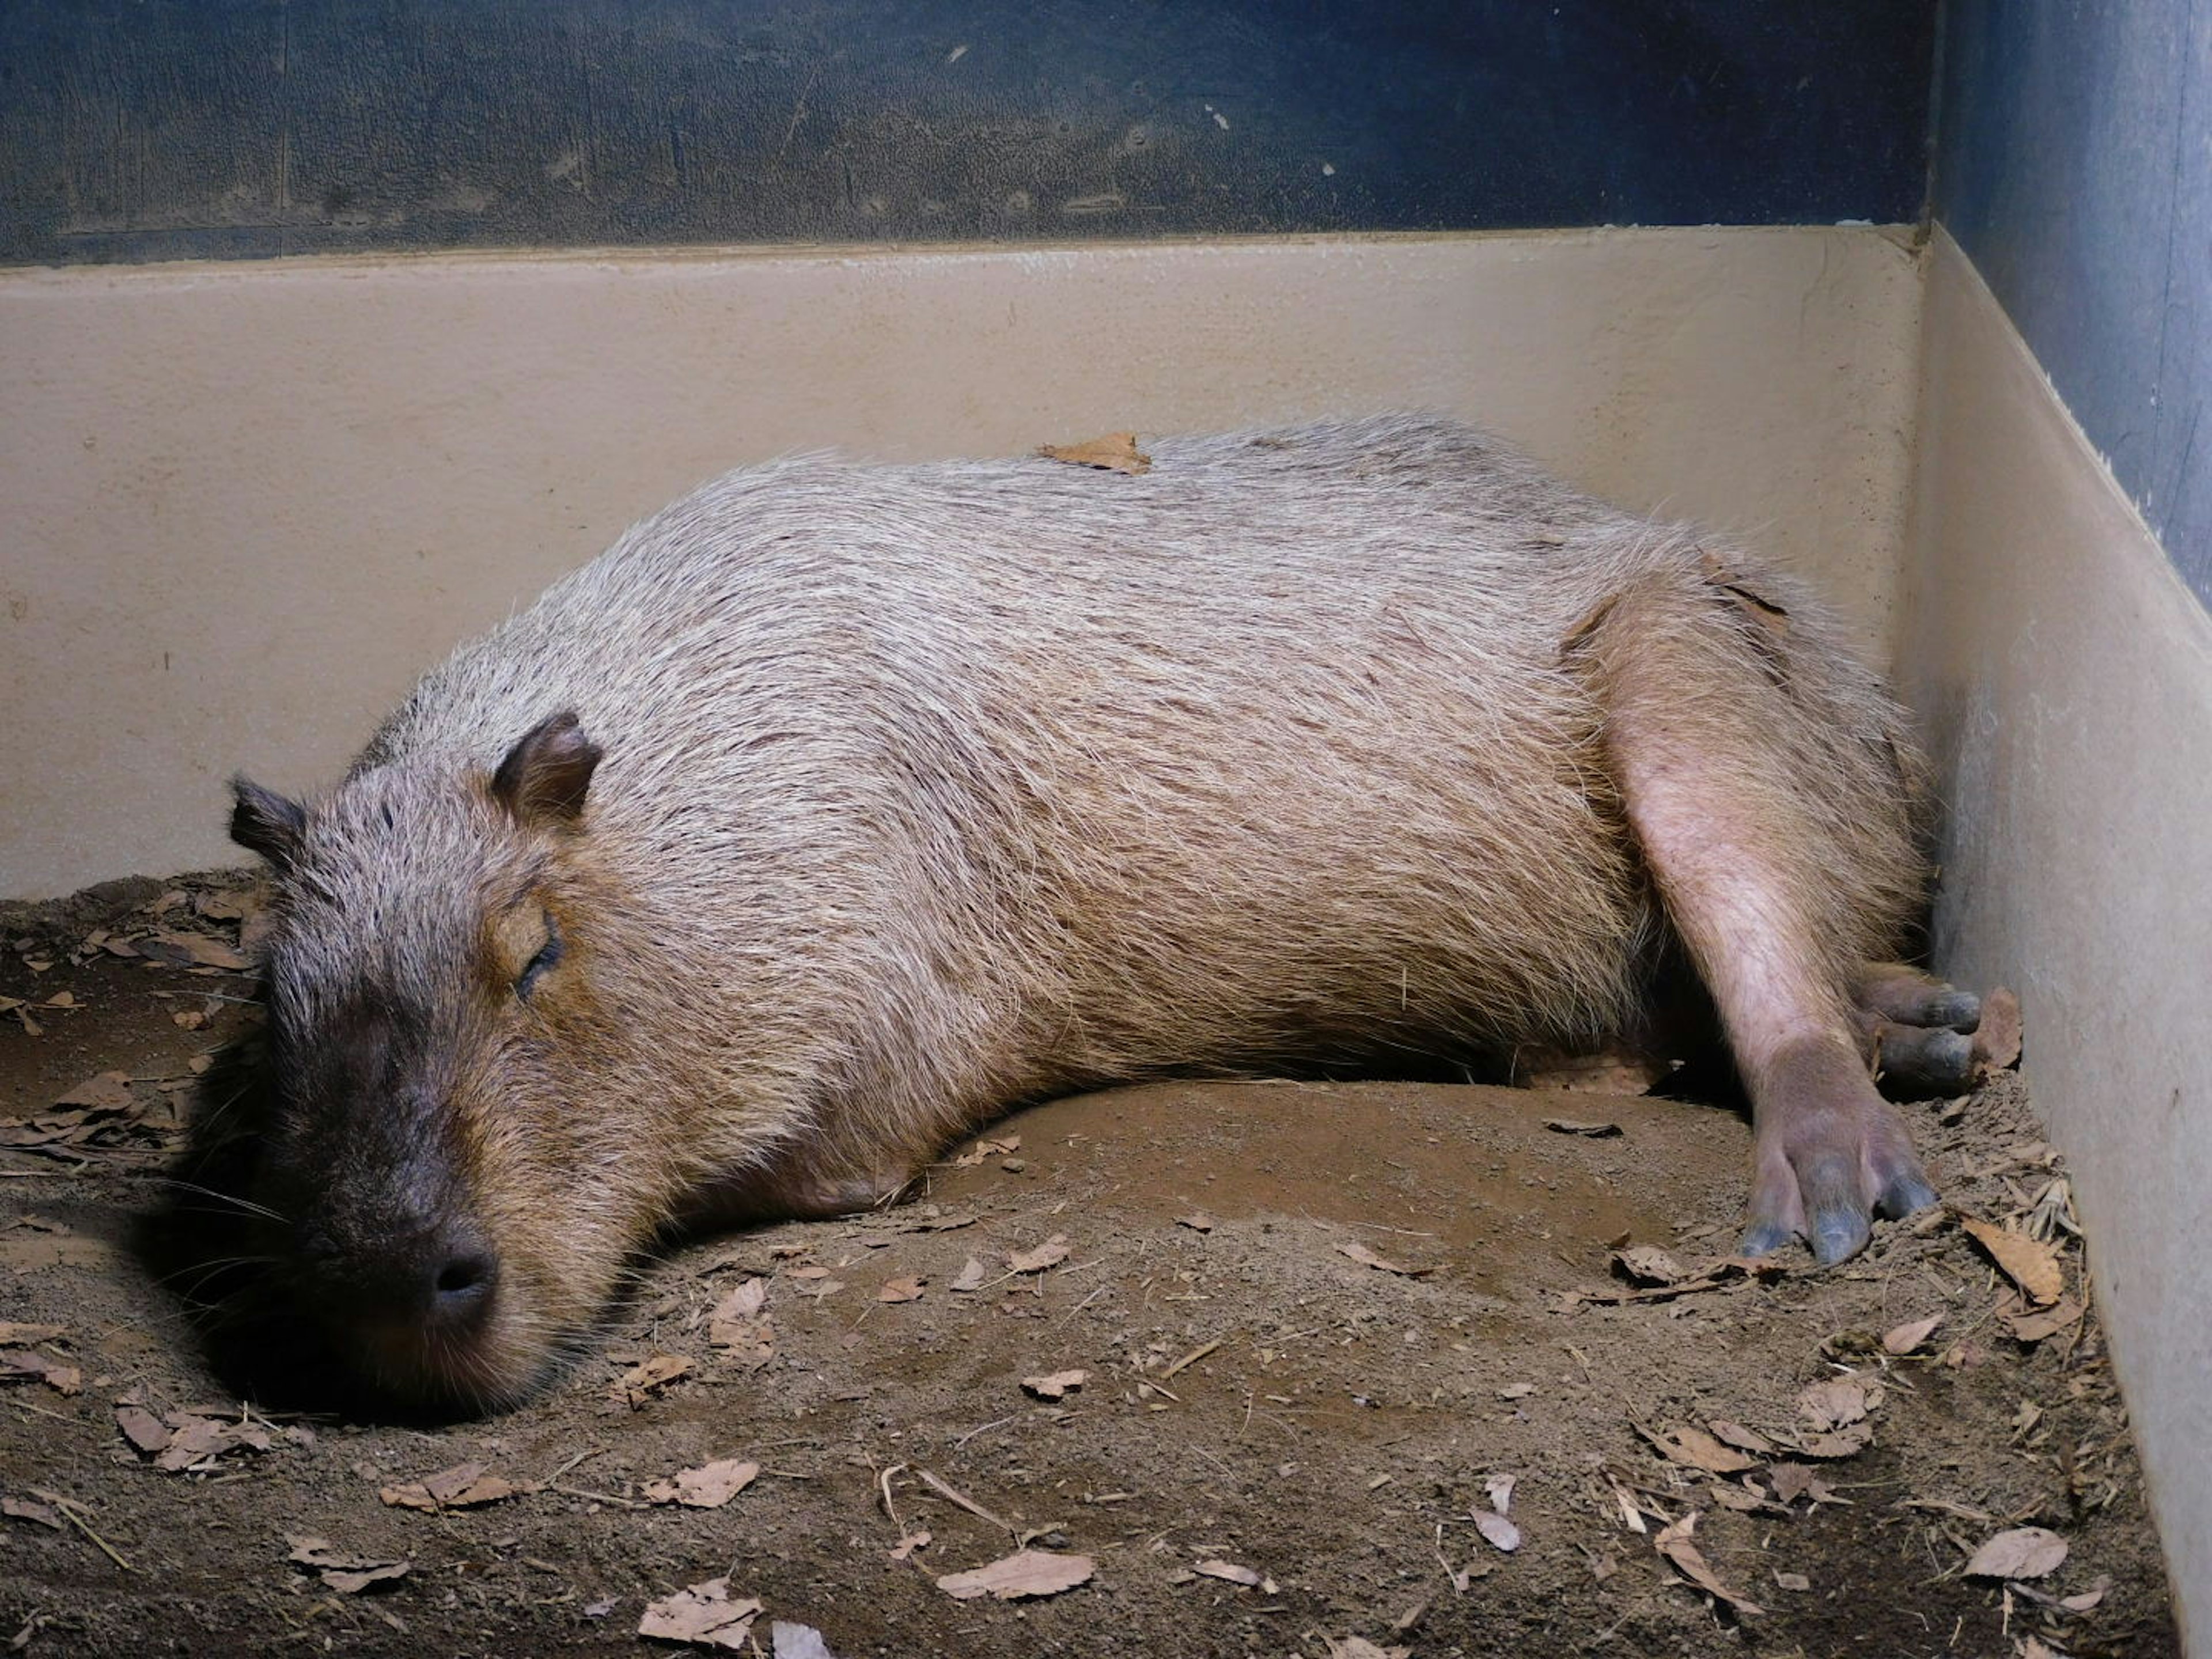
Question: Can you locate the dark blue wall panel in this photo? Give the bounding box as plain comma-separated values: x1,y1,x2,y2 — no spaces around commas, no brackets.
1936,1,2212,602
0,1,1938,266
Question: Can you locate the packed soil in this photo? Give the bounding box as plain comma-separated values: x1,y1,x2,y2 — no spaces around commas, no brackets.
0,874,2180,1658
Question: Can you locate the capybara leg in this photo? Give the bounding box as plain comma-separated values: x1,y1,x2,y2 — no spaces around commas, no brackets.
1853,963,1980,1098
1586,597,1936,1264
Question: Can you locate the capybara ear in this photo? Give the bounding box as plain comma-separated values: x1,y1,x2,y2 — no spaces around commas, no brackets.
491,711,603,829
229,777,307,866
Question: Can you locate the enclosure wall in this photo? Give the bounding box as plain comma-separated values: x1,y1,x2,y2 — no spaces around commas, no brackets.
0,226,1920,899
1900,232,2212,1641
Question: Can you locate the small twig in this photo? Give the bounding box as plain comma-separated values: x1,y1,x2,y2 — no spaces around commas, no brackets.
541,1445,605,1484
28,1488,137,1573
1054,1283,1111,1326
877,1461,910,1535
550,1484,646,1510
916,1468,1021,1542
9,1399,86,1426
954,1415,1015,1451
1161,1334,1230,1380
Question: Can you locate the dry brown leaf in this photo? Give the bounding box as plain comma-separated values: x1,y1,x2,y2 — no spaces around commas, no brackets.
1324,1640,1407,1659
1036,433,1150,475
1176,1213,1216,1233
1007,1234,1071,1274
1998,1294,2084,1343
1540,1116,1626,1136
2061,1576,2111,1612
1611,1245,1690,1285
1795,1423,1873,1459
1641,1424,1759,1475
0,1350,81,1396
0,1236,115,1272
1797,1378,1872,1431
52,1071,133,1111
1706,1421,1775,1456
1484,1473,1516,1516
167,933,251,972
770,1623,840,1659
711,1275,767,1320
2,1496,63,1531
1882,1313,1945,1355
888,1529,931,1561
613,1353,694,1407
1964,1526,2068,1580
1529,1058,1663,1096
1973,987,2023,1071
643,1457,760,1509
1337,1240,1434,1277
154,1414,275,1472
637,1575,764,1648
1766,1463,1842,1506
950,1257,988,1292
936,1548,1095,1601
380,1461,535,1511
1021,1369,1089,1400
113,1403,172,1455
877,1276,925,1304
1472,1510,1521,1552
1653,1511,1764,1616
1772,1570,1811,1592
286,1536,411,1594
1192,1559,1273,1590
709,1278,775,1369
1960,1215,2063,1306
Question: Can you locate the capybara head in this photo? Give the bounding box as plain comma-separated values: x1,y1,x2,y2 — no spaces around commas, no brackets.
226,711,645,1412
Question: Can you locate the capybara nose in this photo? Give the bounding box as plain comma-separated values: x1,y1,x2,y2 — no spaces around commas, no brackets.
305,1218,499,1330
427,1244,499,1324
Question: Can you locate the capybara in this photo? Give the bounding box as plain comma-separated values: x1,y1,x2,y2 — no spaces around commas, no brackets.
222,414,1977,1411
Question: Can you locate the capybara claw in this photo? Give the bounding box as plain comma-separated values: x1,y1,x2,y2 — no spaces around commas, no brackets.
1925,991,1981,1035
1738,1219,1794,1258
1810,1209,1872,1267
1876,1171,1939,1221
1876,1025,1976,1100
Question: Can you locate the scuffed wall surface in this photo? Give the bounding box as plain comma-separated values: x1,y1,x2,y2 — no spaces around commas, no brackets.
0,0,1938,264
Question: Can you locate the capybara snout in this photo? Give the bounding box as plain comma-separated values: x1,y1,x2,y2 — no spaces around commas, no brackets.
219,414,1953,1411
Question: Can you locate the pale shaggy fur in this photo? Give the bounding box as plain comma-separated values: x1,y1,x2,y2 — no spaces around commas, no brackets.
248,413,1927,1403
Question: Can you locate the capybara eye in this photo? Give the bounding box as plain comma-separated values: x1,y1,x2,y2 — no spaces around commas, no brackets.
515,911,563,998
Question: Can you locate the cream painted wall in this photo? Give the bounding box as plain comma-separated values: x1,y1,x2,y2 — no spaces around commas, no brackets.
0,227,1922,899
1900,231,2211,1638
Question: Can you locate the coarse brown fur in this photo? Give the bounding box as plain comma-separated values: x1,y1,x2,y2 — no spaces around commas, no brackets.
220,414,1949,1412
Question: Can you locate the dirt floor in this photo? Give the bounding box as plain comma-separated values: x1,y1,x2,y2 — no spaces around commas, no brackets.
0,875,2180,1658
